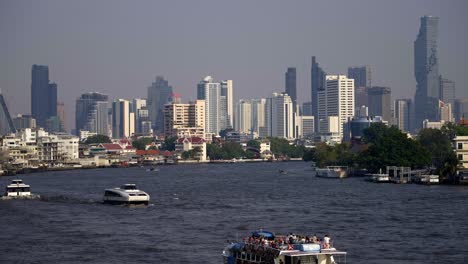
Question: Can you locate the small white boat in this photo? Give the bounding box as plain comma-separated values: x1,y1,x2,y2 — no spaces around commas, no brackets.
370,174,390,183
419,175,439,185
2,179,40,200
103,184,150,205
316,166,348,178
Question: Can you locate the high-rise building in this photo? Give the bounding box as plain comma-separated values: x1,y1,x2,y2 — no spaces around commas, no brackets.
75,92,109,136
348,66,371,89
302,102,313,116
394,99,412,132
311,56,326,132
235,99,253,134
57,102,65,132
197,76,223,136
414,16,440,129
439,76,455,117
31,65,58,127
368,86,392,122
295,116,314,139
112,99,134,138
220,80,234,129
147,76,173,134
0,91,16,135
164,100,205,139
285,67,297,111
13,114,36,130
265,93,294,139
455,99,468,122
439,101,453,123
319,75,355,139
354,87,368,111
131,98,151,135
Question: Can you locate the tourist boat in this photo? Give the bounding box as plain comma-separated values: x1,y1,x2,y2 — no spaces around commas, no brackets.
315,166,348,178
418,174,439,185
103,184,150,205
2,179,40,199
223,231,347,264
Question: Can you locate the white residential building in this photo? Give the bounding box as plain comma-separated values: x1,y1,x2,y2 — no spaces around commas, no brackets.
236,99,253,134
221,80,234,129
319,75,355,140
164,100,205,139
454,136,468,169
265,93,294,139
197,76,222,136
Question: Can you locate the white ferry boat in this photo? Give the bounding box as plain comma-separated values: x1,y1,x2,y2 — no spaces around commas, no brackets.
369,173,390,183
2,179,40,199
223,231,347,264
316,166,347,179
103,184,150,205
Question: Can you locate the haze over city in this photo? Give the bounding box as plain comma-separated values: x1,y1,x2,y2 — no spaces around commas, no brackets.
1,0,468,131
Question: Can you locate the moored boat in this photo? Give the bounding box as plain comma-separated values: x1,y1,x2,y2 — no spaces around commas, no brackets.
316,166,348,178
103,184,150,205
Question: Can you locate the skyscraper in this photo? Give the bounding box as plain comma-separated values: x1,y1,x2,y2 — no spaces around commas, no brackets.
368,86,392,122
455,99,468,122
394,99,412,132
197,76,224,136
112,99,135,138
31,65,58,127
75,92,109,136
311,56,326,132
235,99,253,134
285,67,297,111
57,102,65,132
0,91,16,135
220,80,234,130
439,76,455,116
348,66,371,89
414,16,440,129
147,76,173,134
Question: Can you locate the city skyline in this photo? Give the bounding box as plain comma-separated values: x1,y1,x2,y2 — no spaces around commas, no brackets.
1,0,468,131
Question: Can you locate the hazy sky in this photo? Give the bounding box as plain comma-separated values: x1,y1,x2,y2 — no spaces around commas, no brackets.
1,0,467,131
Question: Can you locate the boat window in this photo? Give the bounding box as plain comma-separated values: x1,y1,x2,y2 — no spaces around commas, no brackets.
104,191,122,197
128,194,136,196
138,194,147,196
122,185,137,190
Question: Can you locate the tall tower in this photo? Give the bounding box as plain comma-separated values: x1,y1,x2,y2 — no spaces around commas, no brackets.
311,56,326,132
414,16,439,129
348,66,371,89
285,67,297,111
221,80,234,129
147,76,173,134
394,99,412,132
0,91,16,135
31,65,57,127
112,99,134,138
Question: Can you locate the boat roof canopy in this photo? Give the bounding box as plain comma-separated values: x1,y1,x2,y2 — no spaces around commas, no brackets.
252,231,275,240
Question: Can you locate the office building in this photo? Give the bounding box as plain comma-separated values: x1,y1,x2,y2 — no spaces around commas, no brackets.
112,99,135,138
0,91,16,135
31,65,58,127
348,65,371,88
132,98,151,135
368,86,392,122
455,99,468,122
311,56,326,132
235,99,252,134
197,76,223,136
57,102,65,132
302,102,313,116
394,99,412,132
343,116,387,142
147,76,173,134
295,116,314,139
439,101,453,123
439,77,455,107
13,115,36,130
414,16,440,129
75,92,109,136
354,87,368,112
285,67,297,111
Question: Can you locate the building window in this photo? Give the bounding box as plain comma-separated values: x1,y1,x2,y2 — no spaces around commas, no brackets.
458,143,463,150
459,154,463,161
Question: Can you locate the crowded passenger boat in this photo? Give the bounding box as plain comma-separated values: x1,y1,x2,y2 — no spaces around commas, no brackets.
222,231,346,264
2,179,40,200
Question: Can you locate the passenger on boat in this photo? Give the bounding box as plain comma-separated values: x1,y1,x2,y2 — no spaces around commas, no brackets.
312,234,318,244
323,234,331,249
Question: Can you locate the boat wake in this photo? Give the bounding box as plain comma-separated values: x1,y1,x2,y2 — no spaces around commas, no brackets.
38,195,99,205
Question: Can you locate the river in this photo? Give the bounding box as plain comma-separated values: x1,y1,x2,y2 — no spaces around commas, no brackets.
1,162,467,263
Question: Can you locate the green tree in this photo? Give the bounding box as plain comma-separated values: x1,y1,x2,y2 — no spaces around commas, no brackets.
418,128,458,181
160,136,177,151
246,140,261,149
222,141,245,159
84,135,112,144
359,124,431,172
132,137,154,150
207,143,223,160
